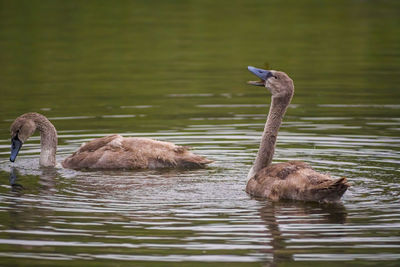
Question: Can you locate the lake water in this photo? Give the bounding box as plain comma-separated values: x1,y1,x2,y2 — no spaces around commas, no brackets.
0,0,399,266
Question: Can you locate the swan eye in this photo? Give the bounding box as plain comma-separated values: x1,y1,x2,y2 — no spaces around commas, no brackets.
274,76,278,79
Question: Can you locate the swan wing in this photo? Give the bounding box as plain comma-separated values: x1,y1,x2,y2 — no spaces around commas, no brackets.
62,136,212,170
246,161,349,202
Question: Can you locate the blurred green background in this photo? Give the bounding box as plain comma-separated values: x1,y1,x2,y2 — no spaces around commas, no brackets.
0,0,399,138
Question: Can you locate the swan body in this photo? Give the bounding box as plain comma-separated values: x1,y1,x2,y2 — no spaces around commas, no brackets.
62,134,211,169
10,113,212,170
246,161,348,202
246,66,349,202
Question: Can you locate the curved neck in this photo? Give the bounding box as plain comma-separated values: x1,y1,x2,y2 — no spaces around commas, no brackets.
251,93,292,175
35,116,58,167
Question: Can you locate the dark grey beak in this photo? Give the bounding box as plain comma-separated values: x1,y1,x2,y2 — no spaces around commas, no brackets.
10,135,22,162
248,66,273,80
247,66,273,86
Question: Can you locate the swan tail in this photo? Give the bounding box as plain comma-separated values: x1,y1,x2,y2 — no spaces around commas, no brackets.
310,177,350,202
179,158,213,169
170,145,212,169
176,154,213,169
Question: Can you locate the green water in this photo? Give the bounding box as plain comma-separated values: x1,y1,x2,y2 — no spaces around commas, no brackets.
0,0,399,266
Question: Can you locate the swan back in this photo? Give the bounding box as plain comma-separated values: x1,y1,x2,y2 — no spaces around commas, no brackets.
62,135,212,169
246,161,349,202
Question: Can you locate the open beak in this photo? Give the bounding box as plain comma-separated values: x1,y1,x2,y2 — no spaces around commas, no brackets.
247,66,273,86
10,135,22,162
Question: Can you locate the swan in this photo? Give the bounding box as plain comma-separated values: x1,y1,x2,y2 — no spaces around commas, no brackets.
245,66,349,202
9,112,212,169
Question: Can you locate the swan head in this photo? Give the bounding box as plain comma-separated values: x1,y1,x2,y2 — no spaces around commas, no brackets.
247,66,294,97
10,115,37,162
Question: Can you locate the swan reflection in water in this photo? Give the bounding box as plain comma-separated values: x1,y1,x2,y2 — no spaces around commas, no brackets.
258,199,347,265
4,167,60,234
9,167,22,191
8,167,58,194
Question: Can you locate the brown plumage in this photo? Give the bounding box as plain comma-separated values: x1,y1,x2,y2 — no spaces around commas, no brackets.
62,134,212,170
246,66,349,202
10,113,212,170
246,161,349,202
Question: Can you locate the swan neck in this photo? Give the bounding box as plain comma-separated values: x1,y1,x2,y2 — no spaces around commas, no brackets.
36,117,57,167
251,94,292,175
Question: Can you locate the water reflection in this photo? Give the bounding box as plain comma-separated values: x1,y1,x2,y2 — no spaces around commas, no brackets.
259,200,347,265
8,167,22,191
7,166,58,194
